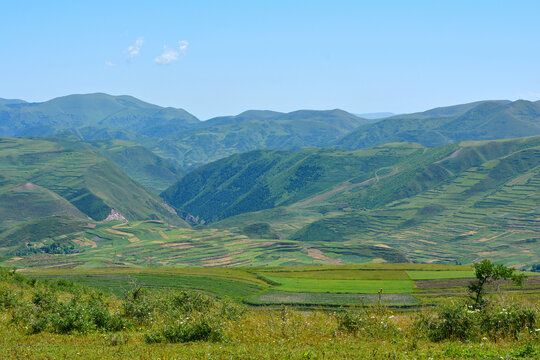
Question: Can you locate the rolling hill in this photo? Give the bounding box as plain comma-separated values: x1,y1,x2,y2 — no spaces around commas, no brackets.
0,93,199,138
336,100,540,149
76,107,370,169
87,139,185,193
164,109,368,168
0,94,369,169
161,143,428,222
0,136,185,252
165,137,539,266
4,94,538,171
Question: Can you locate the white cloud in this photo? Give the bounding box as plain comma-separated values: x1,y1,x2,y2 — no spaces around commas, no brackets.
154,46,180,65
155,40,189,65
105,61,116,67
178,40,189,52
126,37,144,60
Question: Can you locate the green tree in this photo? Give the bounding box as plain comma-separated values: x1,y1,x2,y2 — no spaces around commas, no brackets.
468,259,525,308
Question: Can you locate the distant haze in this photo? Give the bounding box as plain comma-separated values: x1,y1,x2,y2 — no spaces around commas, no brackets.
355,112,396,120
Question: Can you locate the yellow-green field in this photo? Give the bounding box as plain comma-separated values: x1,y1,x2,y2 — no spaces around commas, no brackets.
19,264,540,308
1,266,539,359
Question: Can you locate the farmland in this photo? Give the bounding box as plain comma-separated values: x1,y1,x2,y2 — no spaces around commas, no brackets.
0,220,405,269
19,263,540,308
1,264,539,359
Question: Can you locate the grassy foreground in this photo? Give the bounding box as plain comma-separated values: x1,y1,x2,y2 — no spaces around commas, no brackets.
1,267,539,359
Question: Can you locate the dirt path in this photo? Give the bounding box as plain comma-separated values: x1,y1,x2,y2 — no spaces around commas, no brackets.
307,248,342,264
106,228,134,237
295,168,398,207
434,147,463,164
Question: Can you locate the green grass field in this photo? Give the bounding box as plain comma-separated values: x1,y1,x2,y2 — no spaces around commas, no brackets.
257,269,411,280
406,270,475,280
18,264,539,308
2,263,539,359
264,277,414,294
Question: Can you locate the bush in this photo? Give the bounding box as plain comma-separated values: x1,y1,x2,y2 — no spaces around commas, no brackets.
218,297,246,320
479,303,537,340
48,299,97,333
415,301,538,342
415,302,477,342
145,315,224,344
123,287,154,323
0,267,26,284
336,308,399,338
12,290,128,334
0,285,21,309
166,289,215,314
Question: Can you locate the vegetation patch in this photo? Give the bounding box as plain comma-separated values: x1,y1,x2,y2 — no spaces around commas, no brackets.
264,276,414,294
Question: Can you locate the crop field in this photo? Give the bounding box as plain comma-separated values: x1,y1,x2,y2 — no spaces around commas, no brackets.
0,220,410,269
19,264,539,308
263,277,414,293
22,267,267,299
405,270,476,280
246,289,420,306
256,269,411,279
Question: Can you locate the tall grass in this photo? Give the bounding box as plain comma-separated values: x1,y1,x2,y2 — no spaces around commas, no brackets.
0,267,539,359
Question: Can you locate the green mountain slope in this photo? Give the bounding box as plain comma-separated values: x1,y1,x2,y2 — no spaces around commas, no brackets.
161,143,425,222
214,136,540,266
88,139,185,193
336,100,540,149
0,94,369,169
0,176,90,248
0,137,185,247
129,109,369,169
0,93,199,138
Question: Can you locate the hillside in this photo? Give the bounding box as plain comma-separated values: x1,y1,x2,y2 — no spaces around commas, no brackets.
336,100,540,149
5,94,539,171
161,143,426,222
0,94,369,169
88,139,185,193
0,93,199,138
184,137,540,266
159,109,368,168
0,136,185,252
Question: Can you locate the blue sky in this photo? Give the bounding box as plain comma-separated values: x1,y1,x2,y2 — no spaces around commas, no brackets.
1,0,539,119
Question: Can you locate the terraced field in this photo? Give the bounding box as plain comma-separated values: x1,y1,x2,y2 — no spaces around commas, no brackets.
216,138,540,267
0,220,405,269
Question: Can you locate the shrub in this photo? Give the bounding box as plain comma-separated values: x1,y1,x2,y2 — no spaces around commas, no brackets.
415,302,477,342
218,297,246,320
145,316,224,344
415,301,538,342
0,267,26,284
479,303,537,340
12,290,128,334
0,285,21,309
48,299,97,333
123,287,154,323
166,289,215,314
336,308,399,338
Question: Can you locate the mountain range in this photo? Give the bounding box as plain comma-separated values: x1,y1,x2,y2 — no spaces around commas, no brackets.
0,93,539,267
3,94,538,170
